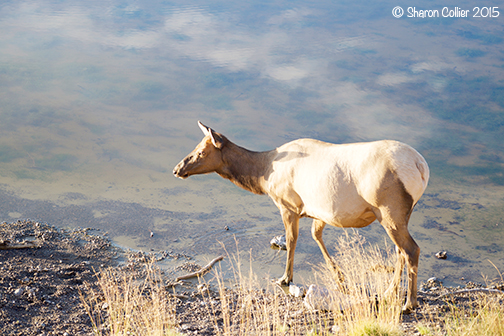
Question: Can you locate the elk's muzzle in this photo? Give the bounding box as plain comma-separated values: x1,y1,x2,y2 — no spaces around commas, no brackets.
173,161,189,179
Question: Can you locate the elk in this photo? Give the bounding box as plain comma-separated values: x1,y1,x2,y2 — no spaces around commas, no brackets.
173,121,429,312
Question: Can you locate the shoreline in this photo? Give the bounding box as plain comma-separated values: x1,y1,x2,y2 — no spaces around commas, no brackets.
1,219,503,335
0,185,502,291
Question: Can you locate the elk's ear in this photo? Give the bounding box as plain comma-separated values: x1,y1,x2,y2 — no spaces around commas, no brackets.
198,121,224,149
209,129,225,149
198,121,211,136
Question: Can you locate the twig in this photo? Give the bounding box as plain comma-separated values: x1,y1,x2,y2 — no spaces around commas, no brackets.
169,293,189,300
436,288,504,300
175,256,224,281
488,259,503,282
0,240,38,250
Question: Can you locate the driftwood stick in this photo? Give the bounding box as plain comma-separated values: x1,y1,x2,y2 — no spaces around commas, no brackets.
175,256,224,281
0,241,38,250
169,293,189,300
436,288,504,300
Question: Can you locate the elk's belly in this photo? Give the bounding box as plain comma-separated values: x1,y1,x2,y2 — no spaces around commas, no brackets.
303,206,377,228
300,188,377,228
328,209,377,228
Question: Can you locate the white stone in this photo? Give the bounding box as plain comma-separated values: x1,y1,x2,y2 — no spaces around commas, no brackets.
289,284,306,298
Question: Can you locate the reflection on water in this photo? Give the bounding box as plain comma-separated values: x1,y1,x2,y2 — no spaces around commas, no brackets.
0,0,503,286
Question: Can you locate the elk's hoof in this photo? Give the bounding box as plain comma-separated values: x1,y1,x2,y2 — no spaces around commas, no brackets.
276,277,291,287
401,303,418,314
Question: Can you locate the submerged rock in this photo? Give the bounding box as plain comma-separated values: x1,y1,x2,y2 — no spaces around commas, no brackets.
13,287,24,296
270,235,287,250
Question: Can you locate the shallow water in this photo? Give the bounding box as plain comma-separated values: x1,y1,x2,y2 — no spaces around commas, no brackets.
0,0,503,287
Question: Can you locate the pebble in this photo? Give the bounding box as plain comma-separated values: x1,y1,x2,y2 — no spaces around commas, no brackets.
14,287,24,296
435,251,447,259
197,284,209,292
423,277,443,291
332,325,341,334
179,324,191,331
289,284,306,298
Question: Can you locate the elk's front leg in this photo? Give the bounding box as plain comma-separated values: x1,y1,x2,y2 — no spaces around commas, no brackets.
311,219,345,284
277,208,300,286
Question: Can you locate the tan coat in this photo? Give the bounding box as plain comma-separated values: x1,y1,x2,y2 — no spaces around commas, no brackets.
174,121,429,313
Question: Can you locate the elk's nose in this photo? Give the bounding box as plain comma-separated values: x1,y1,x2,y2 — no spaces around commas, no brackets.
173,162,188,179
173,162,182,176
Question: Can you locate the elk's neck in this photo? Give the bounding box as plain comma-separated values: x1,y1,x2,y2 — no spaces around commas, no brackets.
217,142,273,195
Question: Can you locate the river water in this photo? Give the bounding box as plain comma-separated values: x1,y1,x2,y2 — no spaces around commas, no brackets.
0,0,503,286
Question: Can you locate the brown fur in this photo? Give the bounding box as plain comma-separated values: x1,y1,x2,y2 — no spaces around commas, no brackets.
217,141,273,195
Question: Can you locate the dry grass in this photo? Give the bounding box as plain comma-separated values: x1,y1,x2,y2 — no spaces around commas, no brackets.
81,231,503,336
314,231,404,336
81,262,180,336
442,295,504,336
419,261,504,336
198,242,299,335
197,231,405,335
413,294,504,336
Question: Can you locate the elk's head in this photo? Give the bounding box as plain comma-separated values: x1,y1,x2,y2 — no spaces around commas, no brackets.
173,121,226,179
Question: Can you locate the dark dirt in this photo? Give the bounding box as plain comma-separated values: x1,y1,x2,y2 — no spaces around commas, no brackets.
1,220,503,336
0,220,118,335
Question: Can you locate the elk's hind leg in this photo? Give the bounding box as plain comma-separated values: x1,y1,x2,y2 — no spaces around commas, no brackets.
311,219,344,283
382,219,420,313
375,171,419,313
